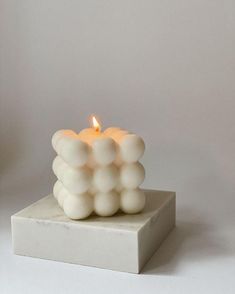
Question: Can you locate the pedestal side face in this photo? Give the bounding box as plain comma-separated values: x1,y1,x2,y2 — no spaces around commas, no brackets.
137,192,176,272
12,216,138,273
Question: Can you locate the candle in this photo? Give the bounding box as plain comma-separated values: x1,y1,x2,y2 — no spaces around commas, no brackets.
52,116,145,219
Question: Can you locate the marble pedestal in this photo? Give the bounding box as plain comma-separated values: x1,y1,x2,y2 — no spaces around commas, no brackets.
11,189,175,273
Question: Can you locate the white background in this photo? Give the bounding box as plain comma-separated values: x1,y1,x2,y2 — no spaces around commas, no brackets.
1,1,235,293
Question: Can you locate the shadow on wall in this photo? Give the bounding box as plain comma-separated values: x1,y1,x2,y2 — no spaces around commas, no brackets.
142,212,234,275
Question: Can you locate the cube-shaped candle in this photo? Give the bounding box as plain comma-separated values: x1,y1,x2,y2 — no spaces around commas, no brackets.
52,116,146,220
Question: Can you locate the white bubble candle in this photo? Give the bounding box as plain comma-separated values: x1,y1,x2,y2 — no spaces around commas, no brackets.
52,116,146,220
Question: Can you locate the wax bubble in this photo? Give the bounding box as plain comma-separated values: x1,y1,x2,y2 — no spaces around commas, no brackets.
62,166,92,194
120,162,145,189
63,193,93,219
120,134,145,162
94,191,119,216
93,164,118,192
92,137,116,165
120,189,146,214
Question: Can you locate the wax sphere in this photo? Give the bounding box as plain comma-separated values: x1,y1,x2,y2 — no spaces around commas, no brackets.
120,189,146,214
92,138,116,165
63,193,93,219
52,156,67,180
110,130,129,143
120,162,145,189
62,166,92,194
52,156,60,176
120,134,145,162
94,191,119,216
52,129,76,150
57,186,69,208
93,164,118,192
58,137,89,167
103,127,121,136
53,180,63,199
79,128,96,137
79,128,101,145
52,130,64,150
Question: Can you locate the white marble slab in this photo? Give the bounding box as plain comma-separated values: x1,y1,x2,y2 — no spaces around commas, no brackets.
11,189,175,273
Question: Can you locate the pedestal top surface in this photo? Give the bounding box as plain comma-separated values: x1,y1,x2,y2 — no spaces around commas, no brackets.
13,189,175,232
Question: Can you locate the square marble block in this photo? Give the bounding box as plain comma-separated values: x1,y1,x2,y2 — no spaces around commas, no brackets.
11,189,175,273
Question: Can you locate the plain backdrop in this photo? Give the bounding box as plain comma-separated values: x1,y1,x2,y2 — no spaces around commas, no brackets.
0,1,235,293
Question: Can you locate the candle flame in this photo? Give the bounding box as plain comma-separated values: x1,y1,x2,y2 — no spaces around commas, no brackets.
92,116,101,132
